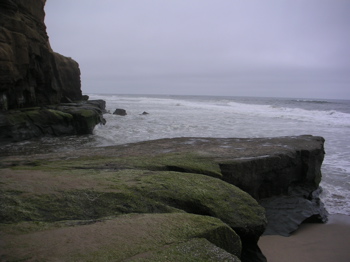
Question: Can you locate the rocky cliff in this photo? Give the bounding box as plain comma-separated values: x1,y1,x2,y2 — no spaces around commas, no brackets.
0,135,328,261
0,0,82,109
0,0,105,141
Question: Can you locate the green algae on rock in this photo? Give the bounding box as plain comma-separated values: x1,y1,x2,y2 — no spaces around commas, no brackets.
0,143,266,261
0,135,327,261
0,100,105,142
1,213,242,262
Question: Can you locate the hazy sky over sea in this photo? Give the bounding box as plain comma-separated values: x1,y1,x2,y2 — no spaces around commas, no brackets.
45,0,350,99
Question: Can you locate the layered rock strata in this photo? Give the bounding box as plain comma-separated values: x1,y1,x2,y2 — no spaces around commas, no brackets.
0,135,327,261
0,0,82,109
0,0,104,140
217,135,328,236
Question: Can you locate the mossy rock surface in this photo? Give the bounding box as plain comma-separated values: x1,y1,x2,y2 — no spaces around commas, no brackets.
0,101,105,142
3,137,307,261
0,166,266,237
128,238,241,262
0,213,241,262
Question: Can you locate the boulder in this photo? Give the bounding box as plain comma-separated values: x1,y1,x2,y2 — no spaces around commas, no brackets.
113,108,127,116
82,95,89,101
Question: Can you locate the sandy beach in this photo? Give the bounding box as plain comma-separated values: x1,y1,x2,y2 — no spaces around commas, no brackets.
259,214,350,262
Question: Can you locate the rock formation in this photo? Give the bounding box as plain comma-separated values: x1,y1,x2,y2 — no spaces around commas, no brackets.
0,100,106,142
0,135,328,261
0,1,330,261
113,108,127,116
217,135,328,236
0,0,105,141
0,0,82,109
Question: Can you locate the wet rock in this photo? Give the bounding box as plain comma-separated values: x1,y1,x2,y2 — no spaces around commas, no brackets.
82,99,107,114
82,95,89,101
113,108,127,116
0,101,106,142
259,186,328,236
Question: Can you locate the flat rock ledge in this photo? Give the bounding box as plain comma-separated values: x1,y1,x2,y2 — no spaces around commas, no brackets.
0,99,106,142
0,135,327,262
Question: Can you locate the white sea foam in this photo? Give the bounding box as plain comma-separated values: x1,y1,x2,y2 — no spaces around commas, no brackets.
321,183,350,215
220,101,350,127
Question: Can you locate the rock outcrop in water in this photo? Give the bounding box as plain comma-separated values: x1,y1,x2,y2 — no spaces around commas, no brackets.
0,135,327,262
113,108,127,116
0,99,106,142
0,0,104,141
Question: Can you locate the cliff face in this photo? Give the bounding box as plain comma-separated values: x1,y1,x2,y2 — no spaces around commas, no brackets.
0,0,105,142
0,0,82,110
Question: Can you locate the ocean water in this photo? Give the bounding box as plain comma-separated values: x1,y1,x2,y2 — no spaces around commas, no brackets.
2,94,350,216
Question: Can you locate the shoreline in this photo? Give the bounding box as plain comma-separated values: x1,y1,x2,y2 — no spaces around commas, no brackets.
259,214,350,262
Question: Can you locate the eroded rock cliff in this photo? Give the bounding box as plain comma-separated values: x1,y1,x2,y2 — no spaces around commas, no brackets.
0,0,105,141
0,0,82,110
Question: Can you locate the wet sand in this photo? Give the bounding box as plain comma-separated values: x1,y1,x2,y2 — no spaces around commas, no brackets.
259,214,350,262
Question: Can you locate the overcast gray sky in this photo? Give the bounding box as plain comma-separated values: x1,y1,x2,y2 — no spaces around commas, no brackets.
45,0,350,99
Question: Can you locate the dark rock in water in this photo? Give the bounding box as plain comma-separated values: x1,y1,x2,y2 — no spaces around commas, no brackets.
113,108,127,116
49,100,106,133
141,111,149,115
0,0,82,110
82,95,89,101
0,100,106,142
